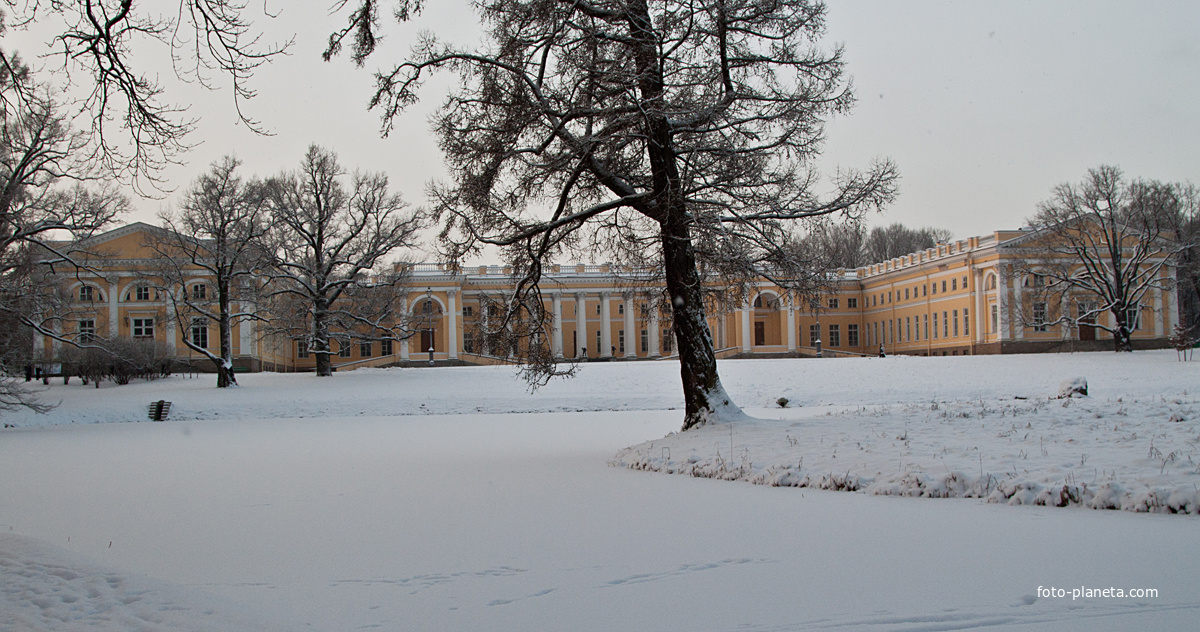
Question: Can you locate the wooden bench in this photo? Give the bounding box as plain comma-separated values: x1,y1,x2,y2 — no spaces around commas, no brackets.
148,400,172,421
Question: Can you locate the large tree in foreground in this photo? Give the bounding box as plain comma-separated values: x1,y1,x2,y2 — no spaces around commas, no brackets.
1021,166,1189,352
264,146,423,377
338,0,896,429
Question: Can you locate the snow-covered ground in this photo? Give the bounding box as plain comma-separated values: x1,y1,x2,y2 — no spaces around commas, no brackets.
1,351,1198,630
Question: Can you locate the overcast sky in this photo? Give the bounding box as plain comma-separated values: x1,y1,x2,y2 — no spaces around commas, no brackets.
10,1,1200,252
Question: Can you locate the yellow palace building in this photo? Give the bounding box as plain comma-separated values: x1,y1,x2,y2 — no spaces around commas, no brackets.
32,223,1179,372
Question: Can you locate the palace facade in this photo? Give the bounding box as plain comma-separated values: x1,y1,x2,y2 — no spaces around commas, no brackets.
31,222,1179,372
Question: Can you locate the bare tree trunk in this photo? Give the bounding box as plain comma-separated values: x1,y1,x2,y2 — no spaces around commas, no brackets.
217,283,237,387
313,299,333,376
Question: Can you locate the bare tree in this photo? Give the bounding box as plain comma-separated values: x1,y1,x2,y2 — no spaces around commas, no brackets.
145,156,270,388
334,0,896,430
861,223,953,265
1020,166,1187,352
263,145,423,377
3,1,289,187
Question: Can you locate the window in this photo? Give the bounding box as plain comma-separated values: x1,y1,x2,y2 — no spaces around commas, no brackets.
941,280,947,293
873,322,879,346
78,319,96,343
596,304,602,315
641,330,648,354
487,305,500,318
904,288,909,301
828,324,841,347
943,311,949,338
190,318,208,348
462,305,474,317
986,274,996,290
847,324,859,347
135,285,151,301
338,340,352,357
872,295,877,307
662,328,673,353
618,303,624,315
962,275,968,289
963,308,969,336
463,332,475,354
888,291,893,303
991,305,999,334
1032,302,1048,331
889,319,895,344
952,310,959,337
297,340,309,358
618,330,625,354
922,284,927,297
79,285,95,302
360,341,373,358
932,312,938,339
381,338,393,356
923,314,929,340
423,300,436,314
905,317,911,342
132,318,154,338
809,324,820,347
931,282,937,295
828,298,839,309
847,298,857,309
191,283,207,300
1028,273,1045,288
596,330,601,353
951,278,957,291
914,314,920,341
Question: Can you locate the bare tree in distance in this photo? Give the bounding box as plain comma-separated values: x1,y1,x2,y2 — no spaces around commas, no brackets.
146,156,271,388
1019,166,1188,352
861,223,954,265
331,0,897,430
263,145,423,377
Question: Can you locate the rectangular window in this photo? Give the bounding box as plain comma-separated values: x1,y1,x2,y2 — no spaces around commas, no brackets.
338,340,352,357
923,314,929,340
79,285,95,302
189,318,208,348
904,288,909,301
596,330,601,353
847,324,859,347
641,329,648,354
618,330,625,354
462,305,474,317
872,295,877,307
941,280,947,293
953,309,959,337
828,324,840,347
78,319,96,343
914,314,920,341
191,284,207,300
923,284,927,297
463,332,475,354
360,341,373,358
951,278,957,291
809,324,820,347
932,282,937,295
873,322,879,346
662,328,673,353
888,291,893,303
991,305,999,334
618,303,624,315
1033,302,1048,332
847,298,858,309
943,311,949,338
906,316,911,342
297,340,309,358
136,285,151,301
963,308,969,336
932,313,939,339
828,298,839,309
962,275,968,289
381,338,393,356
132,318,154,338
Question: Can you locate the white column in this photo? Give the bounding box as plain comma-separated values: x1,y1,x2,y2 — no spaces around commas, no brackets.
600,292,612,357
552,293,564,358
239,306,253,357
998,267,1009,342
400,304,411,360
974,269,985,345
623,293,636,357
447,290,459,359
108,281,119,336
1168,267,1180,334
1011,266,1024,341
740,298,752,352
1153,286,1164,338
648,294,661,357
165,308,176,353
1061,288,1072,341
786,291,797,352
576,292,588,358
